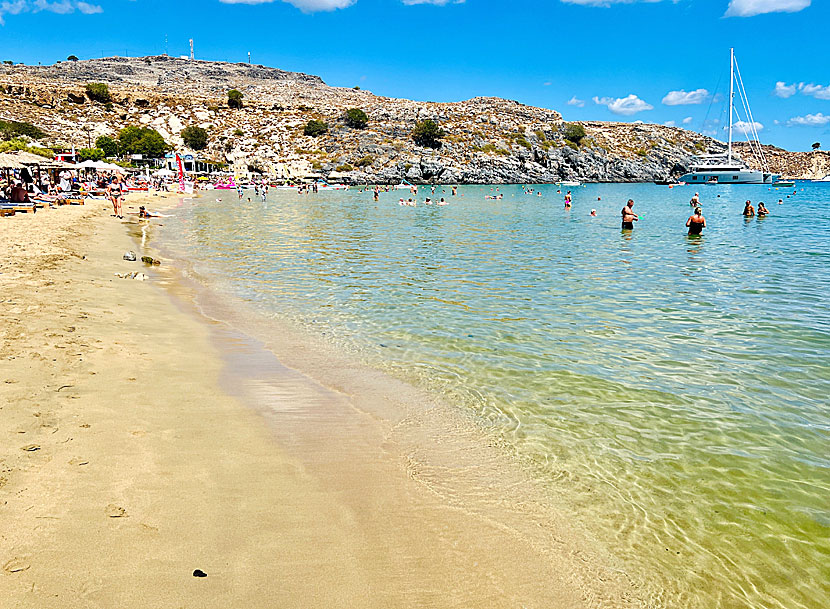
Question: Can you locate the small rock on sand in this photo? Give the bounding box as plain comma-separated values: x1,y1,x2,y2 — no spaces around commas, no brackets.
105,504,127,518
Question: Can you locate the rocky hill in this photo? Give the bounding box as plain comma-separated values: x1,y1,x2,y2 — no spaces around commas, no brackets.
0,56,813,183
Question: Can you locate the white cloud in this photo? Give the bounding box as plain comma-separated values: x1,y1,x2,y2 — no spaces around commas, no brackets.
787,113,830,126
725,0,809,16
773,81,797,98
733,120,764,134
220,0,354,11
682,116,693,124
800,83,830,100
0,0,101,23
662,88,709,106
76,1,101,13
592,94,653,116
663,120,676,127
567,96,585,107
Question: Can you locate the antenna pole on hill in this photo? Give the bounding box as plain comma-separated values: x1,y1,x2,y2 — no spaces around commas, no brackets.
248,52,251,64
190,39,194,61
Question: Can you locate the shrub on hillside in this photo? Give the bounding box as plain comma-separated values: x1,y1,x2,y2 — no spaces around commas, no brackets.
85,82,111,103
344,108,368,129
411,119,444,149
303,119,329,137
563,123,586,146
181,125,209,150
227,89,244,109
0,119,47,141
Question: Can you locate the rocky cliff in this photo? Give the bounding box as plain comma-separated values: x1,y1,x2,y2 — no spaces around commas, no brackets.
0,56,811,183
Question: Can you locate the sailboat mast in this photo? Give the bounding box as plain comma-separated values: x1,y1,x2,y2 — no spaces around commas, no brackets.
728,47,734,164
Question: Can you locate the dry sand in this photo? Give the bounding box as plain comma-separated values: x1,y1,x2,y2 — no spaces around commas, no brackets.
0,192,647,608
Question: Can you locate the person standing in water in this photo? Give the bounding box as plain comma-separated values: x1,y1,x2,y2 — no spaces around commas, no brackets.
621,199,638,230
757,202,770,216
743,200,755,217
686,207,706,235
690,192,700,207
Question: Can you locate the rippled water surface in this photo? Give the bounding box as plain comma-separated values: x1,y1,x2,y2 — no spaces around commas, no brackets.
164,183,829,608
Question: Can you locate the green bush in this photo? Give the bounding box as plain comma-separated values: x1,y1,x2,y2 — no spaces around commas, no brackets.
0,138,53,157
563,123,586,146
78,147,104,162
85,82,111,103
516,137,532,149
67,55,79,62
233,128,244,137
344,108,368,129
181,125,209,150
563,140,578,151
95,135,118,157
635,148,648,158
3,60,13,66
303,119,329,137
354,155,374,167
335,163,353,172
118,125,168,158
227,89,243,109
0,119,47,141
411,119,444,149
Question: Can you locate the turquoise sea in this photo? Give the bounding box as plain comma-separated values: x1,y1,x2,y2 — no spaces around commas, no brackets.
163,182,829,609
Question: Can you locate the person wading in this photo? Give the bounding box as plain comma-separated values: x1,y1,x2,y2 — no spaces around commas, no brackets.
686,207,706,235
621,199,639,230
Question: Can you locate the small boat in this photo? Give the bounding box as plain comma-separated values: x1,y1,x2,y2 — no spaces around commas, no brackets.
559,180,581,187
773,180,795,187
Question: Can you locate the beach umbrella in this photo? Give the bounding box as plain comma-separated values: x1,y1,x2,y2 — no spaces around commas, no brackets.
0,153,26,169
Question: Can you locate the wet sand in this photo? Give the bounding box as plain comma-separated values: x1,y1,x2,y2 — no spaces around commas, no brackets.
0,192,645,608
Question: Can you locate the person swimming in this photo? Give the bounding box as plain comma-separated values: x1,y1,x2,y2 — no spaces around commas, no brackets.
686,207,706,235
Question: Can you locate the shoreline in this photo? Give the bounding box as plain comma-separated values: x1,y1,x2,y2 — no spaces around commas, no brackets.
1,191,644,608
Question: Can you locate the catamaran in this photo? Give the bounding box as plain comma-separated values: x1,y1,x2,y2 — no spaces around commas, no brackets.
679,49,778,185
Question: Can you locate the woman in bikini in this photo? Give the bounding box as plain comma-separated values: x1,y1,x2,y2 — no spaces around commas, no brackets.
107,175,124,218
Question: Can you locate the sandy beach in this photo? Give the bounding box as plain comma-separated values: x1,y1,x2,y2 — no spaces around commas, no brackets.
0,192,643,608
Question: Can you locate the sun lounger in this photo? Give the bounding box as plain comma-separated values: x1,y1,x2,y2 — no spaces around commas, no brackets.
0,202,36,214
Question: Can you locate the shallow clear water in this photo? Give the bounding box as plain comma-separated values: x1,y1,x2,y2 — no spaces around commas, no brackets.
165,182,829,609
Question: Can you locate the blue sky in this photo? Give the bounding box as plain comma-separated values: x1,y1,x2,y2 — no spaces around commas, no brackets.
1,0,827,151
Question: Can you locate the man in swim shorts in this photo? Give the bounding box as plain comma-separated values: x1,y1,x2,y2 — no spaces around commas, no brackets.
621,199,638,229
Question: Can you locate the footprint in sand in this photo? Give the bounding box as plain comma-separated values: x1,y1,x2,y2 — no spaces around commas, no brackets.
20,444,41,452
3,558,31,573
105,504,127,518
69,458,89,466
